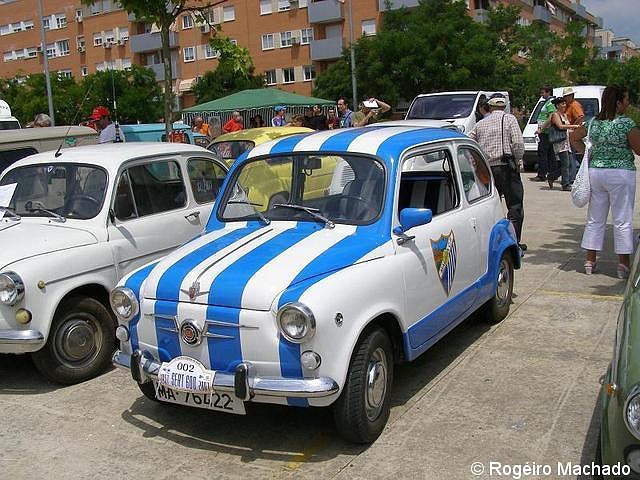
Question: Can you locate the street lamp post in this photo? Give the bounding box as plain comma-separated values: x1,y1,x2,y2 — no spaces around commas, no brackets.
37,0,55,126
347,0,357,109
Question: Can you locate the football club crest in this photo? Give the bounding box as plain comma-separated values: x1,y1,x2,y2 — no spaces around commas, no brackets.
430,230,457,296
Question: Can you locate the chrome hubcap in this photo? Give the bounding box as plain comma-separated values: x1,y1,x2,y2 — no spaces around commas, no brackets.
54,315,102,366
496,259,511,308
365,347,388,421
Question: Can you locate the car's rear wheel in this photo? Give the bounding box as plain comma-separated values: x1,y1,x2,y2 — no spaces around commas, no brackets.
480,252,514,324
32,296,115,384
333,327,393,443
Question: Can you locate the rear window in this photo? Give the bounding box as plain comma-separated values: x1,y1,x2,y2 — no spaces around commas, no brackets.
0,120,20,130
529,97,599,124
406,94,477,120
209,140,255,161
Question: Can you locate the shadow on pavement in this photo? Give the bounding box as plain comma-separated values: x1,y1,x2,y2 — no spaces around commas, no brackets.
578,391,603,480
0,353,61,394
118,316,493,462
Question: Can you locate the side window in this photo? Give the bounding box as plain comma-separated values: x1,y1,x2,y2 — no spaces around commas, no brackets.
457,147,491,202
188,158,227,204
0,147,38,173
399,148,459,216
113,171,137,220
127,160,187,216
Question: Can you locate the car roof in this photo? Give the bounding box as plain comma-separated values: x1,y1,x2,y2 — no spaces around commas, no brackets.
212,126,314,145
245,126,466,166
0,126,97,143
2,142,213,177
553,85,605,98
120,122,191,133
371,119,458,130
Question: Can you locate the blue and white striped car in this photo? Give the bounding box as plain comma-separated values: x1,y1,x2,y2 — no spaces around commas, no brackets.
111,126,521,443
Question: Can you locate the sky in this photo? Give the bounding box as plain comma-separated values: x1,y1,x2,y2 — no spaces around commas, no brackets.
580,0,640,44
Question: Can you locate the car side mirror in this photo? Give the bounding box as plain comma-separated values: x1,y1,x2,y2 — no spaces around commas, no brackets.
393,208,432,235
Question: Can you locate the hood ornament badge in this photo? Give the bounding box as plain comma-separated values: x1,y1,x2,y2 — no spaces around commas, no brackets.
181,281,201,302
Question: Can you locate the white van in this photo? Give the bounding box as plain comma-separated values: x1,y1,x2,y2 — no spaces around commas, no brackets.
0,100,21,130
405,91,511,134
522,85,605,170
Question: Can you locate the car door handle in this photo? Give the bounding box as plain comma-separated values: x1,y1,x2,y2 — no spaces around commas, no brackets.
470,217,477,231
185,211,200,221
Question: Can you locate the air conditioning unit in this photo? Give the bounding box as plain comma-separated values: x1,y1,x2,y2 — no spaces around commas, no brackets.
291,37,300,45
78,45,85,52
200,24,210,33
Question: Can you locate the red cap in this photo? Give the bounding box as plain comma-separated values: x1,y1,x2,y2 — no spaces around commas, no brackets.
90,106,110,120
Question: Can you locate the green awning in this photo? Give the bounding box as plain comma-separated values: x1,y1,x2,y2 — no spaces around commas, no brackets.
183,88,334,113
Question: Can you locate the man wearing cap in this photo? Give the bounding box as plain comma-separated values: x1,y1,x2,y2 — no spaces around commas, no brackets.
563,87,584,181
222,111,244,133
91,106,125,144
532,86,556,183
469,94,527,251
353,97,391,127
272,106,287,127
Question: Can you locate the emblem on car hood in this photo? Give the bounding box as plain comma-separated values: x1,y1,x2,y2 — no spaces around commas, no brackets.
180,281,204,302
431,230,457,296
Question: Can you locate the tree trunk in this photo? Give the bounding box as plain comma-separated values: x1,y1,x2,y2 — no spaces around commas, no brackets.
160,19,173,139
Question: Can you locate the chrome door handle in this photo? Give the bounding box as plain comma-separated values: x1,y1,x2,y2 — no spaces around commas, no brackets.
471,217,477,231
185,211,200,220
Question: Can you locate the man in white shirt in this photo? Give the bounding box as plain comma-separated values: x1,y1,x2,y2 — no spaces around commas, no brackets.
90,106,125,144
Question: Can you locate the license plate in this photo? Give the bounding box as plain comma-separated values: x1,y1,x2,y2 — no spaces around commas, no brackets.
157,356,214,393
153,382,246,415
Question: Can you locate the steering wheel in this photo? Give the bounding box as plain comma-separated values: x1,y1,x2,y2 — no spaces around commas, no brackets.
66,195,100,218
340,194,377,219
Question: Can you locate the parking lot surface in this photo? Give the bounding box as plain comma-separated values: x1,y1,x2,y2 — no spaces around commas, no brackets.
1,170,637,480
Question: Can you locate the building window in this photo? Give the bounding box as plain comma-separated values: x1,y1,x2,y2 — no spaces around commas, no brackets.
0,25,10,36
122,58,131,69
46,43,56,58
282,67,295,83
260,0,272,15
265,69,276,85
91,3,101,15
23,20,34,30
77,36,85,49
81,66,88,76
299,0,308,7
93,33,103,46
223,6,235,22
57,39,70,56
27,47,37,58
105,30,115,44
182,14,193,29
183,46,195,62
278,0,290,11
11,22,22,33
58,69,72,79
118,27,129,41
42,17,50,30
230,39,237,45
303,65,315,81
362,19,376,36
15,49,25,60
76,10,83,22
301,28,313,44
205,43,217,58
280,31,293,47
102,0,112,12
262,33,274,50
3,52,13,62
56,14,67,29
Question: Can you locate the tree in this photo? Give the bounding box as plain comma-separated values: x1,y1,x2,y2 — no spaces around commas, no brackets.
84,0,226,135
192,37,264,104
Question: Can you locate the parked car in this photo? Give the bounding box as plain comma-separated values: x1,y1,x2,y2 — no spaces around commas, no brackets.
522,85,605,171
111,126,521,443
405,91,510,134
371,119,462,131
0,99,21,130
0,125,98,174
207,126,313,167
599,249,640,478
0,143,227,384
120,123,209,147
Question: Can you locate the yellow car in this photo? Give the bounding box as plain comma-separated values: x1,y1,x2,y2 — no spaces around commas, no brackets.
208,127,338,212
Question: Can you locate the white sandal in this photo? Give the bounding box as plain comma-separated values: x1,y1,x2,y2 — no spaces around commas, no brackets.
617,264,630,279
584,261,596,275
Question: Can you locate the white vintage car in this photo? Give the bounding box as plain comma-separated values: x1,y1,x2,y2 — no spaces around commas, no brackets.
0,143,227,384
111,127,521,443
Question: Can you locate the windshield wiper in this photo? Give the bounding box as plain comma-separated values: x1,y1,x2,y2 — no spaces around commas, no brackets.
0,206,21,221
273,204,334,229
227,200,270,225
25,201,66,223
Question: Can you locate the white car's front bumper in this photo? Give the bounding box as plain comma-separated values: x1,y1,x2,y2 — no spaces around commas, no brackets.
0,328,45,353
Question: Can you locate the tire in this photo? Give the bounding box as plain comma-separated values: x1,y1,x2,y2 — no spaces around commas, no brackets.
480,252,514,324
333,327,394,444
137,381,159,402
32,296,116,384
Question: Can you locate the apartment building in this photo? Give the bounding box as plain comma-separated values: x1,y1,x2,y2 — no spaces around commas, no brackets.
596,29,639,62
0,0,602,108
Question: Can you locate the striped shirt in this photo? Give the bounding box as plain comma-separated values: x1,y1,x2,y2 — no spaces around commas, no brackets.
468,111,524,167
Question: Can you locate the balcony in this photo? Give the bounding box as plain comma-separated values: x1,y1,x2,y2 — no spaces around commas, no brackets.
310,36,343,61
378,0,419,11
130,31,178,54
571,2,588,20
308,0,343,24
472,8,490,24
533,5,551,24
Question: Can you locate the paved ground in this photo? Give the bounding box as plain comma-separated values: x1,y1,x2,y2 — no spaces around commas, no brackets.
1,170,636,480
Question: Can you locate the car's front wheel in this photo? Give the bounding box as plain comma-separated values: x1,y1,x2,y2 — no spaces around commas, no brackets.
333,327,394,443
480,252,514,324
32,296,116,384
137,381,160,402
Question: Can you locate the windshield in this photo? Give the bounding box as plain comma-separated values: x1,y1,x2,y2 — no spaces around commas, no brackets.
219,154,385,225
406,94,477,120
0,163,108,219
209,141,255,163
529,97,599,124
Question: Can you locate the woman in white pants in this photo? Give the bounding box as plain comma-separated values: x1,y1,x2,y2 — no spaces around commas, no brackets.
577,86,640,278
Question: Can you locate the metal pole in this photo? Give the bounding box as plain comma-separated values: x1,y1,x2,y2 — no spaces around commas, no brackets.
347,0,357,109
37,0,55,126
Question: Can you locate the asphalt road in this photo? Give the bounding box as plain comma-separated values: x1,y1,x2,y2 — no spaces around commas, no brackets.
1,170,636,480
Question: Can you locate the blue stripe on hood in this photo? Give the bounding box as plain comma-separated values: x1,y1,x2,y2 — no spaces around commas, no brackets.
269,134,308,154
206,222,320,372
319,126,384,152
124,262,159,353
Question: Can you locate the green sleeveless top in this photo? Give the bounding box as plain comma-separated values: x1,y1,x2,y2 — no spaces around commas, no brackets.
587,116,637,171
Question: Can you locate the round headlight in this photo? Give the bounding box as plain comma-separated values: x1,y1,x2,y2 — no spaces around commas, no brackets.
277,303,316,344
110,287,139,321
625,385,640,440
0,271,24,306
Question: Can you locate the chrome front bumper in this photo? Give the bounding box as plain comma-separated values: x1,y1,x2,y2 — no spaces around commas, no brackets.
0,329,45,346
113,350,339,401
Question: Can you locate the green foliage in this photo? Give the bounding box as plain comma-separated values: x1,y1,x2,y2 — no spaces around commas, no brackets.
192,37,264,104
0,65,163,125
